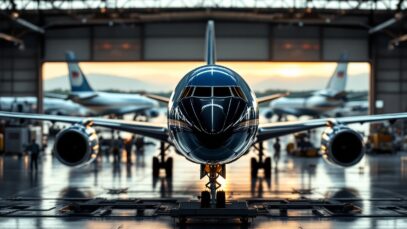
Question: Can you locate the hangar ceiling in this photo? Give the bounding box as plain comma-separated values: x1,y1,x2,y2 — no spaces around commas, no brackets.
0,0,406,10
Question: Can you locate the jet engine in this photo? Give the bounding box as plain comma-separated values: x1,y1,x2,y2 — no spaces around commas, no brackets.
54,124,99,166
320,125,364,167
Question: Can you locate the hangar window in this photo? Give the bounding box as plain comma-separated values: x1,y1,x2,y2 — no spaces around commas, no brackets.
213,87,232,97
193,87,212,97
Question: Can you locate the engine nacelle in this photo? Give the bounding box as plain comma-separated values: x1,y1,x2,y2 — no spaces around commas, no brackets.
54,124,99,166
320,125,364,167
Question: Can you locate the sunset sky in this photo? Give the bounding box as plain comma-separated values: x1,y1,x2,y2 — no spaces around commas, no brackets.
43,61,370,92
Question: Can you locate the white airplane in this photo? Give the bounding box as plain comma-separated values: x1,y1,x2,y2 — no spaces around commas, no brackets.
267,56,353,120
46,52,159,118
0,21,406,208
0,97,90,116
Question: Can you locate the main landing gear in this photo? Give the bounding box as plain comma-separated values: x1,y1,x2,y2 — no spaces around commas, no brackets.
200,164,226,208
251,141,271,178
152,142,173,178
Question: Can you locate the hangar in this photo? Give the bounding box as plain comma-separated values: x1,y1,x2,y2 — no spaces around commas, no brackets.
0,1,407,228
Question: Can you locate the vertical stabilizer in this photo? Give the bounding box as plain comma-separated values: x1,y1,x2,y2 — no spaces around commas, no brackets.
205,20,216,65
325,53,348,93
65,51,94,92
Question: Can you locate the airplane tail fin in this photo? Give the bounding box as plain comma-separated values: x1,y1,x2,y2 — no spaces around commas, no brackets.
205,20,216,65
325,53,348,94
65,51,94,92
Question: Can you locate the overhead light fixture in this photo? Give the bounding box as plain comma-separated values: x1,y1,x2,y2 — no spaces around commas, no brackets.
369,12,403,34
12,17,45,34
100,7,107,14
0,32,24,49
11,11,19,19
389,34,407,49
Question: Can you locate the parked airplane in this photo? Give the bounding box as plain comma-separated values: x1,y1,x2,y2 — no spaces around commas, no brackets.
0,97,90,116
46,52,159,118
0,21,406,208
266,56,353,120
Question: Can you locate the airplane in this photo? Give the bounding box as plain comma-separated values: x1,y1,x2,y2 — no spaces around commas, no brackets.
265,55,354,120
0,21,406,208
0,96,90,116
46,52,159,118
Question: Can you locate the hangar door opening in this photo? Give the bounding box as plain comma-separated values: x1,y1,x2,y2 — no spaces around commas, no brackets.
43,61,370,120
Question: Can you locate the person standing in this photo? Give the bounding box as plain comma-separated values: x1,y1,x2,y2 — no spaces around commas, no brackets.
125,136,135,164
273,138,281,168
27,139,40,171
112,136,123,163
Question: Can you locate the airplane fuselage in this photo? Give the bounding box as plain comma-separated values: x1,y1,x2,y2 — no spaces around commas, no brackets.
0,97,90,116
270,94,345,117
71,92,158,116
168,65,259,165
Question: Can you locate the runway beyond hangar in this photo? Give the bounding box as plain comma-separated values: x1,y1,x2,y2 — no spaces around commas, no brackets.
1,0,407,229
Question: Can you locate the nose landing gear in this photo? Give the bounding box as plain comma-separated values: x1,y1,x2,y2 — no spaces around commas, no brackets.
251,141,271,178
152,142,173,178
200,164,226,208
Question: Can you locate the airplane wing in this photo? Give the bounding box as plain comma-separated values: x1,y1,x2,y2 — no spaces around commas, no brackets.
45,92,98,101
257,92,289,104
44,92,69,100
114,106,156,116
257,112,407,142
68,92,99,101
144,93,170,104
0,111,169,142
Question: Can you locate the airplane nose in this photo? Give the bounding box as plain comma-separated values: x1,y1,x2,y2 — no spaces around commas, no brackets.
200,104,225,134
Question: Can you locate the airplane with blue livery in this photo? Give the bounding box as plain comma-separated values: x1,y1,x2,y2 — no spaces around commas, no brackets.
1,21,407,208
47,52,159,118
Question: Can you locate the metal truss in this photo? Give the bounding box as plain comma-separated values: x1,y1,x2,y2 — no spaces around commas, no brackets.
0,0,406,11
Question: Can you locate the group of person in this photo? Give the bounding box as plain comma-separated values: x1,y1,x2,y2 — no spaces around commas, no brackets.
25,135,282,172
111,135,147,164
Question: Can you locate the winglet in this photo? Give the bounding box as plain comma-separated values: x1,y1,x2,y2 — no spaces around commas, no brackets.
205,20,216,65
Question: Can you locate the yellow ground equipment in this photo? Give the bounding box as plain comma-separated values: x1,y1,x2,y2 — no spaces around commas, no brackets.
286,132,319,157
367,130,394,154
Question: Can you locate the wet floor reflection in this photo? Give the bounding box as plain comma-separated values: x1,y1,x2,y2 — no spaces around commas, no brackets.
1,138,407,228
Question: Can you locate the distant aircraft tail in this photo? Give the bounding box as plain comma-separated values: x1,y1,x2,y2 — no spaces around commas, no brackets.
325,53,348,94
65,51,94,92
205,20,216,65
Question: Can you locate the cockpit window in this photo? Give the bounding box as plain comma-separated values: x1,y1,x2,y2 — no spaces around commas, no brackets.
231,87,247,100
180,86,247,100
180,86,194,99
213,87,232,97
193,87,212,97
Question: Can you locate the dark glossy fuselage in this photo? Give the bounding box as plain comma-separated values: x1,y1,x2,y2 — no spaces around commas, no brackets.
168,65,258,164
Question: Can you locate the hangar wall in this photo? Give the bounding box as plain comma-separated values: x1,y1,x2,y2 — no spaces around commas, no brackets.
0,20,406,114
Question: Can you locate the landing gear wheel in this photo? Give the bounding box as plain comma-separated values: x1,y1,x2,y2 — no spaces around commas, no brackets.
216,191,226,208
200,191,211,208
165,157,173,177
264,157,272,178
251,157,258,178
178,217,187,225
240,217,249,224
152,157,159,178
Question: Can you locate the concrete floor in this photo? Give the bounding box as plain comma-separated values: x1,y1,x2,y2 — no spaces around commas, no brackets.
1,136,407,228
